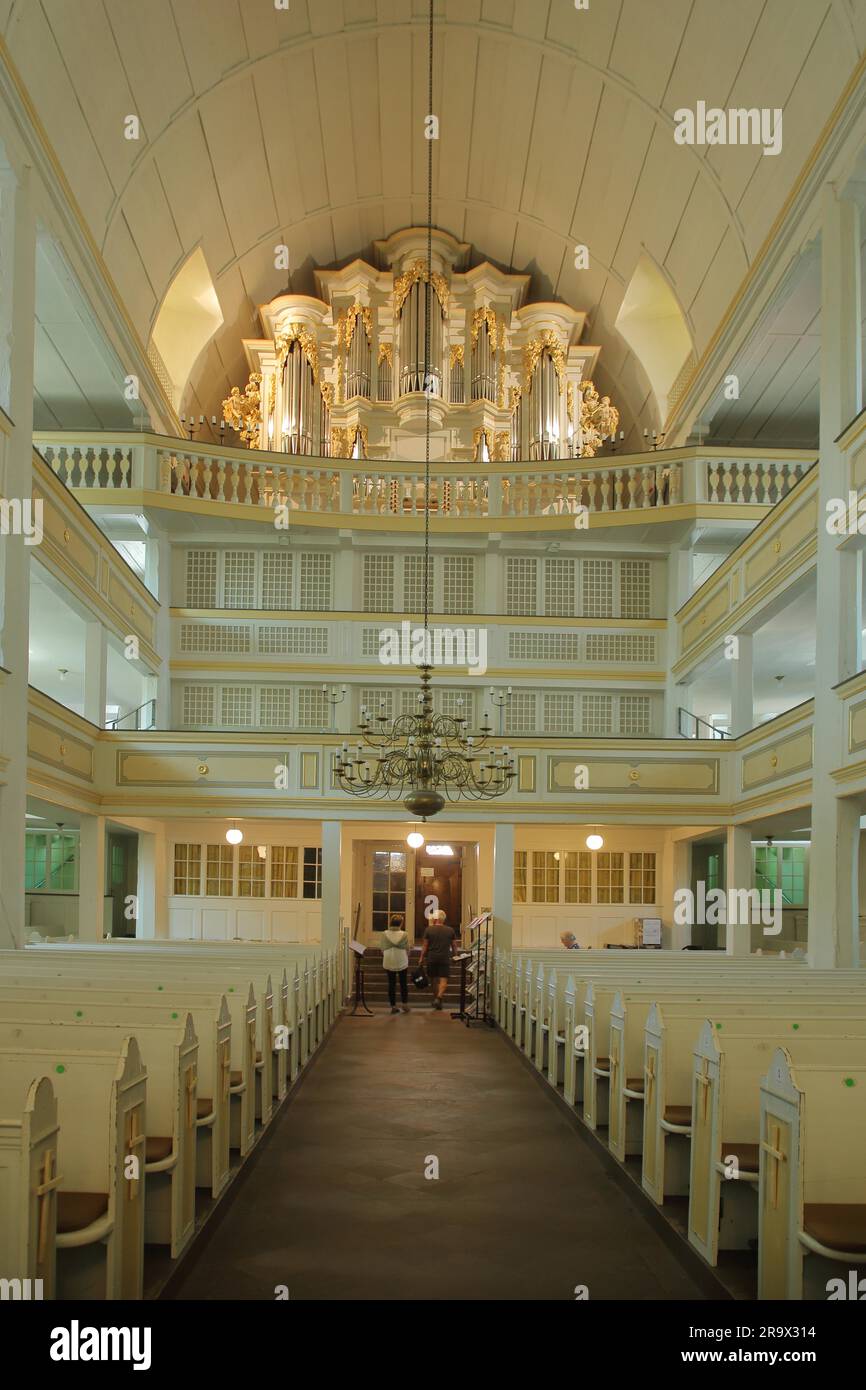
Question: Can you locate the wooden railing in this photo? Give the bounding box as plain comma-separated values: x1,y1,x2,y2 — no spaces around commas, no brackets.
33,434,815,521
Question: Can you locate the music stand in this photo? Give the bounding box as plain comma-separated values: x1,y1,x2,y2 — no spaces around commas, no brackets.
349,941,373,1016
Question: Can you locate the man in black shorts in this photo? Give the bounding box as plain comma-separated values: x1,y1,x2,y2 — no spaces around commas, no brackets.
419,909,456,1010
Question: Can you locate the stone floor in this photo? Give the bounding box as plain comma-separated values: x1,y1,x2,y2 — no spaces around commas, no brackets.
168,1008,711,1301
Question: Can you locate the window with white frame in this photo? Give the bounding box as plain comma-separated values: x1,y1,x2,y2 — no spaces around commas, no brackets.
172,843,201,896
403,554,433,612
620,559,651,618
182,685,216,727
360,688,395,722
262,551,293,609
223,551,257,608
629,851,657,903
299,552,332,610
297,688,330,729
186,549,217,607
238,844,266,898
220,686,254,727
581,693,613,734
505,557,538,615
514,850,527,904
25,831,79,892
302,847,323,899
259,686,293,728
581,559,614,617
531,850,559,903
564,851,592,904
619,695,652,736
439,689,474,723
543,692,574,734
544,557,575,616
596,851,624,904
443,555,475,613
362,554,395,612
270,846,299,898
205,844,234,896
505,691,536,734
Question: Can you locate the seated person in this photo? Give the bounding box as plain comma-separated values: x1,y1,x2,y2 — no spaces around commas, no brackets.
560,931,581,950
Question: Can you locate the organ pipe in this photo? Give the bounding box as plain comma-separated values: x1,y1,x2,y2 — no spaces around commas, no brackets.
528,349,560,462
399,278,443,396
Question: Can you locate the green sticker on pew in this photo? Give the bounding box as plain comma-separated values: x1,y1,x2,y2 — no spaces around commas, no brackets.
55,1064,65,1074
172,1012,178,1020
228,987,235,992
844,1077,856,1087
157,985,163,991
75,1010,83,1018
715,1022,722,1029
792,1023,799,1030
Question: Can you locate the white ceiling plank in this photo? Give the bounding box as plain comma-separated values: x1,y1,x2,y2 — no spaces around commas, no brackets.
103,0,193,137
168,0,250,96
199,78,280,257
102,213,158,340
154,114,236,272
121,159,185,311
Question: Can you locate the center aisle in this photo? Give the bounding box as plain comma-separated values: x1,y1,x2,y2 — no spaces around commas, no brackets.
169,1009,709,1301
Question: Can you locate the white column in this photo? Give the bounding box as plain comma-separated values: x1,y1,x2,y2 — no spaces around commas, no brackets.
665,836,691,950
0,160,36,949
84,621,108,726
724,825,752,956
664,547,691,736
808,186,863,967
78,815,107,941
729,632,753,737
145,530,171,726
320,820,342,951
492,822,514,952
137,827,169,938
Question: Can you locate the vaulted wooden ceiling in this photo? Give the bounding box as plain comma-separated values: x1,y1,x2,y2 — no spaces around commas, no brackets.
5,0,865,443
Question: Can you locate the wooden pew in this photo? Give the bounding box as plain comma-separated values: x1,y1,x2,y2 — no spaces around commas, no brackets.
0,986,231,1201
0,1013,198,1260
690,1025,866,1269
0,1074,59,1299
0,1037,146,1300
641,997,866,1207
759,1047,866,1299
0,967,257,1160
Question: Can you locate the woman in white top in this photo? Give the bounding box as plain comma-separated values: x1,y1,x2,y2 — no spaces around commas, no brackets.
382,912,411,1013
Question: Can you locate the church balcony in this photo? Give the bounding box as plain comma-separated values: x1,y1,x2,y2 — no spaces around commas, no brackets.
33,432,815,531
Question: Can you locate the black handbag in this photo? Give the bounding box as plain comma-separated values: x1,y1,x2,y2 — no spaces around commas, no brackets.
411,967,429,990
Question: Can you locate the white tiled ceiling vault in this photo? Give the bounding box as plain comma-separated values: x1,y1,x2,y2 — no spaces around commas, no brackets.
4,0,865,442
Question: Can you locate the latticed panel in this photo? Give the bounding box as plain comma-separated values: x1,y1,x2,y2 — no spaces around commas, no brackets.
297,687,330,728
362,626,384,658
442,555,475,614
182,685,216,727
581,693,613,734
620,560,652,618
619,695,652,736
629,851,657,904
585,633,656,664
220,685,254,727
262,551,293,610
223,551,257,608
402,554,434,612
185,550,217,607
543,692,575,733
580,559,614,617
564,851,592,904
543,557,575,617
259,686,293,728
258,625,328,655
360,687,395,721
505,557,538,616
438,689,474,724
508,631,581,663
362,553,395,612
179,624,251,654
505,691,537,733
299,553,333,611
400,687,424,715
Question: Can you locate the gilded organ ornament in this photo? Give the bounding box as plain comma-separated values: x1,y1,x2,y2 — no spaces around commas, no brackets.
222,373,263,446
394,260,450,316
275,324,319,381
579,381,620,459
523,330,567,391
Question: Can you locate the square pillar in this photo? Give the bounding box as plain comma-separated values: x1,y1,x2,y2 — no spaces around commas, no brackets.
808,798,860,969
0,162,36,949
729,633,753,737
492,822,514,952
321,821,342,951
137,827,169,939
84,621,108,726
664,547,691,736
78,815,107,941
724,825,752,956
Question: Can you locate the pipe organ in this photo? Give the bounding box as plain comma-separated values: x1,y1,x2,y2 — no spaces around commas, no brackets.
226,227,618,463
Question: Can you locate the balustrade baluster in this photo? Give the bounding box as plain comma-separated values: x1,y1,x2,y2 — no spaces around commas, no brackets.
735,460,747,502
613,469,624,511
640,465,653,508
722,461,733,503
707,460,720,502
600,472,611,511
118,449,131,488
766,461,777,503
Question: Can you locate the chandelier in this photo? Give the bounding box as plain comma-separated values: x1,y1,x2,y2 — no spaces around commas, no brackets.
333,0,515,820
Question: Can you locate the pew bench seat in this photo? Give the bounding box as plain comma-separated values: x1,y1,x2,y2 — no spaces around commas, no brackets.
802,1204,866,1256
57,1192,110,1236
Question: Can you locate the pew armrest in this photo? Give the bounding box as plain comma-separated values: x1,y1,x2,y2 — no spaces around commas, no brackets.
56,1210,114,1250
798,1229,866,1262
145,1148,178,1176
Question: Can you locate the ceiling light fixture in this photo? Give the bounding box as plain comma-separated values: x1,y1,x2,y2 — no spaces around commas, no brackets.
426,844,454,856
226,823,243,845
407,830,425,849
586,832,604,851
